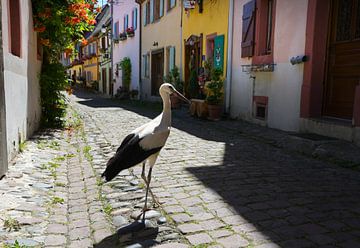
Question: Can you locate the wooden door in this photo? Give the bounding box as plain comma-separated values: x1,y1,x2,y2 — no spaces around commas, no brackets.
102,68,107,94
109,68,113,96
324,0,360,119
151,49,164,96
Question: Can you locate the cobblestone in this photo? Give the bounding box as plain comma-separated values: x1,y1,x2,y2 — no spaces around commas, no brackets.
1,88,360,247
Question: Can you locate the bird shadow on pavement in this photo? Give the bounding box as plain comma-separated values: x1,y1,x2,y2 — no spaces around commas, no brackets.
93,221,159,248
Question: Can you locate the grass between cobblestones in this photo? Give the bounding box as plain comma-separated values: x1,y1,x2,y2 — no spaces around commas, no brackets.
67,106,116,233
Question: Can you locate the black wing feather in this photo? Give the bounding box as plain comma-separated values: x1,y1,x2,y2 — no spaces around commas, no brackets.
101,134,162,182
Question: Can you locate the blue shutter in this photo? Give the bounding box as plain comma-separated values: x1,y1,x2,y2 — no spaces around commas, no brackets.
134,8,138,30
170,0,176,8
150,0,154,23
169,47,175,71
160,0,164,17
126,15,129,29
143,4,147,26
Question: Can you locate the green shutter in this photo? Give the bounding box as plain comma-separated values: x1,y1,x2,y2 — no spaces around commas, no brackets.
150,0,154,23
160,0,164,17
143,4,147,26
169,47,175,71
214,35,225,71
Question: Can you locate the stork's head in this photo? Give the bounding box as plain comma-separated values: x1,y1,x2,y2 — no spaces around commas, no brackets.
159,83,190,104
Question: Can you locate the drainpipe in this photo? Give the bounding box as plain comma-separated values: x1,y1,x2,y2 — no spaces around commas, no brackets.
136,0,142,100
0,0,8,178
180,0,183,84
225,0,234,115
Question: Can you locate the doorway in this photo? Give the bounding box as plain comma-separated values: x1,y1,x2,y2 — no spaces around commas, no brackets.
151,49,164,96
102,68,107,94
109,68,113,96
184,35,202,97
324,0,360,119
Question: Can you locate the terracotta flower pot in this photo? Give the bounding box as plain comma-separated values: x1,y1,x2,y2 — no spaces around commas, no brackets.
207,104,222,121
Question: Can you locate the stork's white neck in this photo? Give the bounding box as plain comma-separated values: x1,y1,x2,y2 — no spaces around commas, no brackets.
160,91,171,127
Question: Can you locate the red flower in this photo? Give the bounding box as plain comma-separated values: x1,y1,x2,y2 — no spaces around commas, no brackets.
34,26,46,32
88,19,96,25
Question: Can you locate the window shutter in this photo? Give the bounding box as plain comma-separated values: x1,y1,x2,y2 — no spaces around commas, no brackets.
134,8,138,30
115,21,119,37
170,0,176,8
126,15,129,29
143,4,147,26
169,47,175,71
241,0,256,58
150,0,154,23
160,0,164,17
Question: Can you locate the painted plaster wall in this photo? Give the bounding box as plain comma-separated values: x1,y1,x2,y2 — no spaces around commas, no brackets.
182,0,229,78
230,0,308,131
113,2,140,95
141,1,182,100
83,46,98,87
1,0,42,160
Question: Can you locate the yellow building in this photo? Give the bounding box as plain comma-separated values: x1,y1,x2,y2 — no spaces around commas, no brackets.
82,38,99,88
182,0,229,95
140,0,182,100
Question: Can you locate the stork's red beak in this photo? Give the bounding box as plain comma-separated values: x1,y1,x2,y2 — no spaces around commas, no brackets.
172,90,191,104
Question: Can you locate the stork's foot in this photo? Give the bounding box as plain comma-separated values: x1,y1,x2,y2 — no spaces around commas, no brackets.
135,207,152,220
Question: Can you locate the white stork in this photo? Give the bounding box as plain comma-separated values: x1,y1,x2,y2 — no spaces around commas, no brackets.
101,83,189,217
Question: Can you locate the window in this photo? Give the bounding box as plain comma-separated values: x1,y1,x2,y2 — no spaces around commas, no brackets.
101,37,106,50
132,8,138,30
253,96,268,120
241,0,276,63
166,46,175,74
124,14,129,32
114,21,119,38
167,0,176,11
147,1,151,24
154,0,164,21
143,53,150,78
9,0,21,57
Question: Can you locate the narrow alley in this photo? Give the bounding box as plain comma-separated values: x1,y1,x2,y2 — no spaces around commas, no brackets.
1,89,359,248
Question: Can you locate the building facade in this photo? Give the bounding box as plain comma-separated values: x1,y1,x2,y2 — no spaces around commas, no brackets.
97,5,112,96
140,0,182,100
182,0,229,96
112,1,140,96
229,0,360,144
1,0,42,175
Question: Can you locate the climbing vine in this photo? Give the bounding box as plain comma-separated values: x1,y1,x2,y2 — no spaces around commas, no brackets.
31,0,98,127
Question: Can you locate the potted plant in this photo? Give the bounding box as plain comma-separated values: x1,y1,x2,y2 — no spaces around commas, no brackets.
205,68,223,121
119,32,127,41
130,89,139,100
164,66,183,109
126,27,135,37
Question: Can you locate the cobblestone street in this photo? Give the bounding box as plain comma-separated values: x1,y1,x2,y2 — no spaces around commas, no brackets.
1,89,360,247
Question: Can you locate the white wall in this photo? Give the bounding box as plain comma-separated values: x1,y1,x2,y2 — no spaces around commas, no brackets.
1,0,42,160
230,0,308,131
112,2,140,95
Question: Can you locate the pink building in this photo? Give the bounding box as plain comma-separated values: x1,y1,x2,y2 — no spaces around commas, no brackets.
228,0,360,145
112,1,140,96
